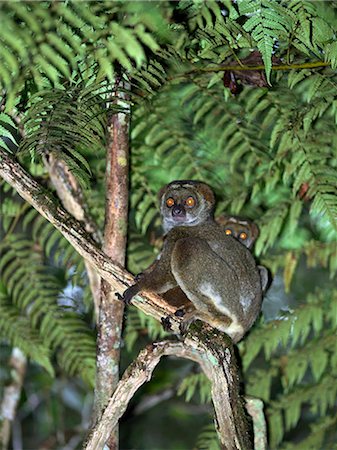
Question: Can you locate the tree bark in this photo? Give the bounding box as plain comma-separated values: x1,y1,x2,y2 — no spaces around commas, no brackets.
0,149,253,449
94,82,130,450
0,349,26,450
85,333,251,450
0,149,174,325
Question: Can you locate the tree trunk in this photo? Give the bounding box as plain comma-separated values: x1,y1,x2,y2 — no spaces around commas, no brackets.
94,81,130,449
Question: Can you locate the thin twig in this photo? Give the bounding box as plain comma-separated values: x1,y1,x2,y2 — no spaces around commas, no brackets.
43,153,102,319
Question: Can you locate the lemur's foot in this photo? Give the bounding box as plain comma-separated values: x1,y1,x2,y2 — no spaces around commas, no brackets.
161,316,172,332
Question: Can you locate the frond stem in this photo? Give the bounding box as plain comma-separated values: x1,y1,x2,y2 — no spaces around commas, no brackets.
185,61,330,76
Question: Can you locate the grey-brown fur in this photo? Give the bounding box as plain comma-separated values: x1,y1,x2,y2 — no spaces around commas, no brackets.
121,180,264,343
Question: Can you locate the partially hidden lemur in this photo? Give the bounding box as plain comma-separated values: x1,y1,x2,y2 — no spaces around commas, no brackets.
120,180,267,343
217,215,259,250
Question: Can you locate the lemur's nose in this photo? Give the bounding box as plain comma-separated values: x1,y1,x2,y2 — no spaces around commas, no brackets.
172,205,185,217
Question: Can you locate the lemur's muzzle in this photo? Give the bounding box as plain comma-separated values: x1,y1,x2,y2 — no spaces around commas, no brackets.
172,205,185,218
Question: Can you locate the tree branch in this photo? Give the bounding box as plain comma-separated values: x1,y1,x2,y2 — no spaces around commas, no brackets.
246,397,267,450
85,341,179,450
0,349,26,450
44,153,102,243
185,60,330,75
0,148,178,328
85,332,251,450
43,152,102,319
0,150,253,449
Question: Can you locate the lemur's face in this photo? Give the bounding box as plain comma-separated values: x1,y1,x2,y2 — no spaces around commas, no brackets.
217,216,259,249
159,181,215,233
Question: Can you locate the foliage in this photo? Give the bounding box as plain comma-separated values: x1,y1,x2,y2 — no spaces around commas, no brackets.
0,1,336,448
0,195,96,385
177,372,211,404
195,424,221,450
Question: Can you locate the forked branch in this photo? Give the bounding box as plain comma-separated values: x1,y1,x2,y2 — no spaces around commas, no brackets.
85,333,251,450
0,149,253,449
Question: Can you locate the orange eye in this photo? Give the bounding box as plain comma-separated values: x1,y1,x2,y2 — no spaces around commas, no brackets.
185,196,195,207
166,197,174,207
239,232,247,240
225,229,232,236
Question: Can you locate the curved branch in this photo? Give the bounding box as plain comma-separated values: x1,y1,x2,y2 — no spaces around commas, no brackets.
85,332,251,450
84,341,182,450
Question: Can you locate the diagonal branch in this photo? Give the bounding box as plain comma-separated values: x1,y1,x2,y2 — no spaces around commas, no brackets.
44,153,102,243
43,152,102,319
184,60,330,75
84,341,183,450
0,149,178,328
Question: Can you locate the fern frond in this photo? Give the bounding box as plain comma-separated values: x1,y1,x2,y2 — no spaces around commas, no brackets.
269,372,337,446
195,424,220,450
238,0,291,83
304,240,337,276
243,288,337,447
0,2,173,107
0,209,96,384
0,112,19,153
177,0,224,31
282,415,337,450
177,372,211,403
0,287,54,376
242,289,337,371
19,83,112,186
254,202,290,255
288,1,334,58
